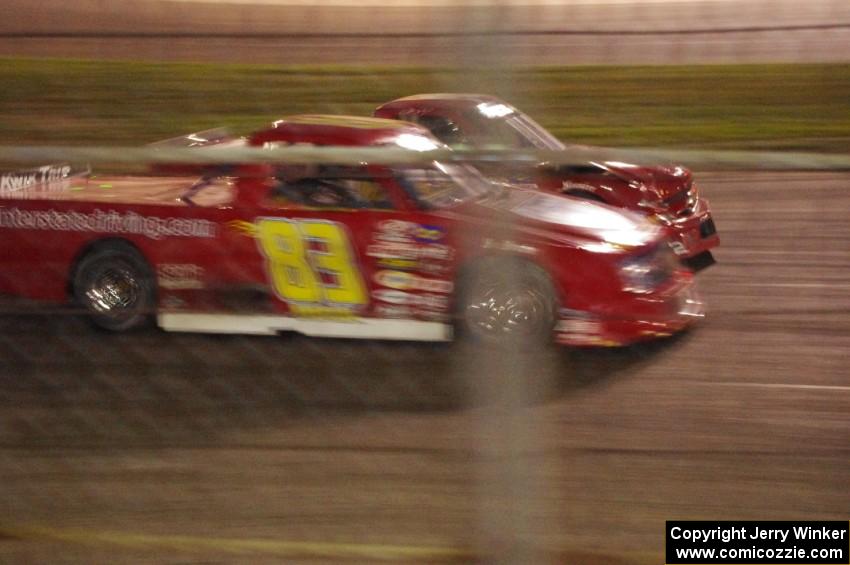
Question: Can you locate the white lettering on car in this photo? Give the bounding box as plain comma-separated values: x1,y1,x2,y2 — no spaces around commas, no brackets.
0,207,217,239
0,165,73,193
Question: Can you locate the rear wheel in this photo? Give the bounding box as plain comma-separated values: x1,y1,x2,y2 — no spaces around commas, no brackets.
458,259,556,346
73,244,155,332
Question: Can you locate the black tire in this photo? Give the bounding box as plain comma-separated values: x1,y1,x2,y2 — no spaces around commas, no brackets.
457,259,557,346
72,243,155,332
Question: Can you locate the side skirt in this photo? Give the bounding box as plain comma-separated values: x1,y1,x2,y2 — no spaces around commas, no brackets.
158,312,453,342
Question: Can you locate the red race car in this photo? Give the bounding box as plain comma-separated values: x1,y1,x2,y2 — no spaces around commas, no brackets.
0,115,703,346
374,94,719,270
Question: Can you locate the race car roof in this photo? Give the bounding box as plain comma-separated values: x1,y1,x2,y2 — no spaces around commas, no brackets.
250,114,441,148
376,93,507,113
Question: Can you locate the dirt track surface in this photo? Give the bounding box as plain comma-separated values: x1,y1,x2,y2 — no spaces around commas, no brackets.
0,172,848,562
3,0,850,65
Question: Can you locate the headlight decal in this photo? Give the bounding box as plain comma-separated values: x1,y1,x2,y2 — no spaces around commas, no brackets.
619,243,676,293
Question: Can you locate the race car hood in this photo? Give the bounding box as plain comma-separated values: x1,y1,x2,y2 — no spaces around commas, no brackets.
588,158,693,204
468,189,661,248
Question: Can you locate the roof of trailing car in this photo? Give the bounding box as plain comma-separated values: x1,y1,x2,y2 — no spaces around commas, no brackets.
375,93,507,113
386,93,500,103
250,114,440,147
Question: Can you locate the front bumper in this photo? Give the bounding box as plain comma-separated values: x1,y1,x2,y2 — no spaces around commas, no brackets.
554,270,704,347
664,197,719,261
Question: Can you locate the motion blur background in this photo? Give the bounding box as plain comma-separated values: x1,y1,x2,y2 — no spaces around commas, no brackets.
0,1,848,563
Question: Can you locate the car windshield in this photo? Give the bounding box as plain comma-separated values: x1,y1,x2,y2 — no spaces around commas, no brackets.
503,113,566,150
396,161,494,209
473,105,566,151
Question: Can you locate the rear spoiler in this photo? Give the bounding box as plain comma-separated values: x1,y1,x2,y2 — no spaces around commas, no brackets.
148,128,246,176
148,127,241,149
0,163,90,195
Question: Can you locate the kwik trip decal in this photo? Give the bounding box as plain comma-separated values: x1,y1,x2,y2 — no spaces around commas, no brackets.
0,164,86,193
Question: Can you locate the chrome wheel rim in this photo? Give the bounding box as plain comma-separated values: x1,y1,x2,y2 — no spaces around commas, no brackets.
85,266,141,317
465,282,551,340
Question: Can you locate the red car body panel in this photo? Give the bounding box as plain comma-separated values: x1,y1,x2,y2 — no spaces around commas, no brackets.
373,94,720,264
0,116,703,346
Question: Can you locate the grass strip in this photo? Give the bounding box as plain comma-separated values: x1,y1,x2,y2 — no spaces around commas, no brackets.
2,58,849,152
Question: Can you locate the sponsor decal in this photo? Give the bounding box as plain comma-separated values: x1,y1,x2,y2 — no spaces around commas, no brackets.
374,219,419,243
158,264,205,290
416,293,450,311
413,224,445,243
482,238,536,255
418,310,450,322
0,207,216,239
669,241,687,256
374,270,414,290
366,242,453,262
372,289,449,311
416,261,450,275
375,256,419,271
0,165,75,193
561,181,598,193
374,220,446,244
368,224,452,273
372,289,411,305
373,270,453,293
556,318,603,335
374,304,414,319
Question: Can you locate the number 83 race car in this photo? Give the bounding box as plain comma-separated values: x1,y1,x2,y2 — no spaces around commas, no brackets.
0,115,703,346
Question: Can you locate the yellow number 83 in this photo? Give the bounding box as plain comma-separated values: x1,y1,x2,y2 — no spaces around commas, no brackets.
256,218,367,308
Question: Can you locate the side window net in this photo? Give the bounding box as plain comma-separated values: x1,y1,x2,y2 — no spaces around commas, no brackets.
271,166,393,210
415,115,467,146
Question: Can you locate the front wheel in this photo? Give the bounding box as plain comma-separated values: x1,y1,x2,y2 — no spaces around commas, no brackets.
73,244,155,332
458,260,557,346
